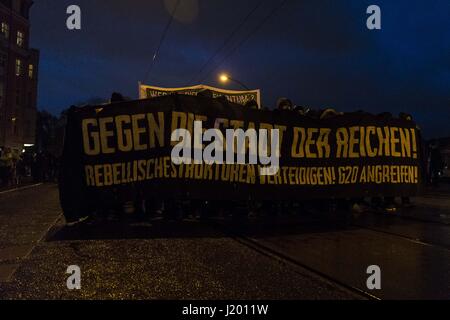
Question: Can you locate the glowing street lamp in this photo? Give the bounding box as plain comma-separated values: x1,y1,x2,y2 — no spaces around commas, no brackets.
219,73,249,90
219,74,229,82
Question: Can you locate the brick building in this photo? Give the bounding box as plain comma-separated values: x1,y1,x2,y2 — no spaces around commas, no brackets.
0,0,38,154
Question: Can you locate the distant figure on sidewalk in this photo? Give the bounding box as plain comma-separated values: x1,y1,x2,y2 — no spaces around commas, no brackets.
429,142,444,186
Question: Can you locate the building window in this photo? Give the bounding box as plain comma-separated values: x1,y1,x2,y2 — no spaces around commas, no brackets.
1,22,9,39
28,64,33,78
17,31,24,47
15,59,22,76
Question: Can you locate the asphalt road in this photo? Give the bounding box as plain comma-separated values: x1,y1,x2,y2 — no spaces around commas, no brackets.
1,183,450,299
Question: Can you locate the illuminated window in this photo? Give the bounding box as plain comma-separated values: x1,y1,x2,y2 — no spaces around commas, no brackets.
15,59,22,76
28,64,33,78
1,22,9,39
17,31,24,47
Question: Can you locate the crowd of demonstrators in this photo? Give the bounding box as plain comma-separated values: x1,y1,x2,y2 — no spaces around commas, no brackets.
427,141,445,186
31,152,59,183
69,93,443,225
0,148,15,187
0,148,59,188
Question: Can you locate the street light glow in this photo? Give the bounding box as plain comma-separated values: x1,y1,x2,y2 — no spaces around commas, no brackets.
219,74,229,83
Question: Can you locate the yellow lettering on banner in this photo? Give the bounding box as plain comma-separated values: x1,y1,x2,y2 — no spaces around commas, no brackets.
348,127,359,158
291,127,305,158
113,163,121,184
359,126,366,157
323,167,333,185
411,128,418,159
317,128,331,158
265,173,273,185
131,114,147,151
99,117,115,154
163,157,170,178
194,164,203,179
281,167,288,184
82,119,100,156
121,163,127,182
399,128,411,158
147,112,165,148
336,128,349,158
146,159,154,179
274,170,282,184
366,126,377,157
185,163,194,179
203,164,213,180
104,164,113,186
155,157,164,177
94,165,103,187
229,164,239,182
377,127,390,156
116,115,133,152
85,166,95,186
221,165,230,182
360,166,367,183
132,161,138,182
288,167,296,185
390,127,401,157
171,161,178,178
247,165,256,184
126,162,132,182
230,120,244,129
305,128,318,158
171,112,187,146
409,166,415,183
383,165,389,182
138,160,146,181
195,115,207,123
239,165,247,183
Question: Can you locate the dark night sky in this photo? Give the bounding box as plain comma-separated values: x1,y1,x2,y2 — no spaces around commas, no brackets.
29,0,449,138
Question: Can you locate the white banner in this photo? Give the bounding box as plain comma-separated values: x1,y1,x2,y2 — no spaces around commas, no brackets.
139,83,261,108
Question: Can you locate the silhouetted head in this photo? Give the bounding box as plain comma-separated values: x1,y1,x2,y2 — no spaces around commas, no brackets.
111,92,125,103
197,89,214,99
399,112,413,121
244,99,259,109
277,97,293,110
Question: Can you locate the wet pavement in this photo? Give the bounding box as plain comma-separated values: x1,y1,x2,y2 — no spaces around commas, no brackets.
0,184,356,299
1,183,450,299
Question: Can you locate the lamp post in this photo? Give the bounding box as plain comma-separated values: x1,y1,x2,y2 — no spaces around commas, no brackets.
219,73,250,90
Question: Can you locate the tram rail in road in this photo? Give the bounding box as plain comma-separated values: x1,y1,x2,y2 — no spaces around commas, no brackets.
208,207,450,300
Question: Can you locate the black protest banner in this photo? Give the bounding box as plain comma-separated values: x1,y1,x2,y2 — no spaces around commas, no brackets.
59,95,423,221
